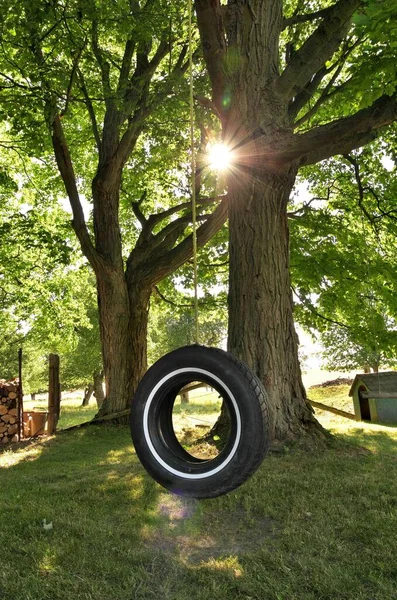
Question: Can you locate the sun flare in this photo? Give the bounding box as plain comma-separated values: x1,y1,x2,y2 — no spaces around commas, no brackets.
207,143,232,171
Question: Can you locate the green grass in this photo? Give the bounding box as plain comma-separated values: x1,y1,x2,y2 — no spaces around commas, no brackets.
307,384,356,428
308,383,353,412
2,390,397,600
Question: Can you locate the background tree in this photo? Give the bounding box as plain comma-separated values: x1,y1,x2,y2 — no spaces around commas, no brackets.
0,141,103,393
148,220,228,362
195,0,397,441
0,0,228,417
291,144,397,373
148,292,227,364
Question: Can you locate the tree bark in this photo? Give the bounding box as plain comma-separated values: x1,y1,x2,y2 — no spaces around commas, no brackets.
181,391,189,404
227,165,324,442
95,268,151,418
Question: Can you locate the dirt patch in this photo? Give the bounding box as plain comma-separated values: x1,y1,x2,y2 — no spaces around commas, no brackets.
144,496,277,564
0,434,48,454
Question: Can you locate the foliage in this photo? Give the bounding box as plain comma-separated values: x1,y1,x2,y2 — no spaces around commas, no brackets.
290,144,397,372
0,0,231,416
0,0,397,428
147,222,228,364
58,279,102,391
148,290,227,365
0,142,101,391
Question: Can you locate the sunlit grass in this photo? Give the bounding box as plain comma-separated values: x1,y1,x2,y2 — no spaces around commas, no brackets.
308,383,353,412
1,389,397,599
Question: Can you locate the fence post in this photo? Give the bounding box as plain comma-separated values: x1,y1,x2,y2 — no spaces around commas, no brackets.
17,348,24,440
47,354,61,435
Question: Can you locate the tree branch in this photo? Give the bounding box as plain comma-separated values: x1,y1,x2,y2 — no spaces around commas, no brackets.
51,114,100,271
149,195,229,285
293,36,363,126
195,0,227,116
131,195,223,252
78,70,102,153
282,7,334,29
287,195,328,218
124,38,169,112
276,0,362,99
293,62,345,127
292,286,351,329
282,93,397,166
61,43,86,117
150,213,208,251
288,66,329,121
131,191,148,226
343,154,375,223
91,18,122,163
153,286,193,308
117,39,136,96
194,95,222,120
115,44,189,168
145,195,222,233
91,19,114,111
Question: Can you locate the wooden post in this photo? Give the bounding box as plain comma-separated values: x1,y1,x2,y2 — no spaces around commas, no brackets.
47,354,61,435
17,348,24,440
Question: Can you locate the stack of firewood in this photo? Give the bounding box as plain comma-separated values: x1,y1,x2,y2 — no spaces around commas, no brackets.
0,380,19,444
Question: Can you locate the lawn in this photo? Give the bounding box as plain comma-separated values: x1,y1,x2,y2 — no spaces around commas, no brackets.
1,385,397,600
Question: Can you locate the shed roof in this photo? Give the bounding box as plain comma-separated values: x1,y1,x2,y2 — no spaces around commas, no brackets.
349,372,397,396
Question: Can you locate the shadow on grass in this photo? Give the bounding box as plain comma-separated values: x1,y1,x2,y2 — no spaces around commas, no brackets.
1,422,397,600
0,425,278,599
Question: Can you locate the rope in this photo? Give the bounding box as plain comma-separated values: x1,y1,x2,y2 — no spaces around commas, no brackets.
188,0,199,344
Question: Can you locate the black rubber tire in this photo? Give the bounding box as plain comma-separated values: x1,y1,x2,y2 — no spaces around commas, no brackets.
130,345,270,499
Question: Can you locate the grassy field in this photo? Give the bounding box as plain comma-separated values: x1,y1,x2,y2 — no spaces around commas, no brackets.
23,392,99,430
1,384,397,600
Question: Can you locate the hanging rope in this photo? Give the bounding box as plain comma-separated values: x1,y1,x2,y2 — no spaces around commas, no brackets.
188,0,199,344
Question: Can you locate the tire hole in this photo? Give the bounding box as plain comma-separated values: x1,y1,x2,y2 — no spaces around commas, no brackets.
171,381,231,461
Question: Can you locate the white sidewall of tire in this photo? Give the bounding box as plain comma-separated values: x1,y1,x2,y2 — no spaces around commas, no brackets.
142,367,242,480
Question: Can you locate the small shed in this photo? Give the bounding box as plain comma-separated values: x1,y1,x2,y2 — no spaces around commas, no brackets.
349,372,397,424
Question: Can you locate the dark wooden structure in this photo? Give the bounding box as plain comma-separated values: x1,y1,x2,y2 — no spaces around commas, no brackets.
47,353,61,435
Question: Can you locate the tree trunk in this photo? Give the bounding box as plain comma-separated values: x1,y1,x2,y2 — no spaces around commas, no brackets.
227,166,325,443
95,270,151,418
181,391,189,404
81,384,94,407
93,371,104,408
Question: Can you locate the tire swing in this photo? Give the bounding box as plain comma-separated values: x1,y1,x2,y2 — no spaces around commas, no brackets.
129,1,270,499
130,345,270,499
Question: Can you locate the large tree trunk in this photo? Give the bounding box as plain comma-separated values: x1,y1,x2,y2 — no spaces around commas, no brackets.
227,166,325,442
194,0,334,444
95,271,150,418
90,163,153,419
